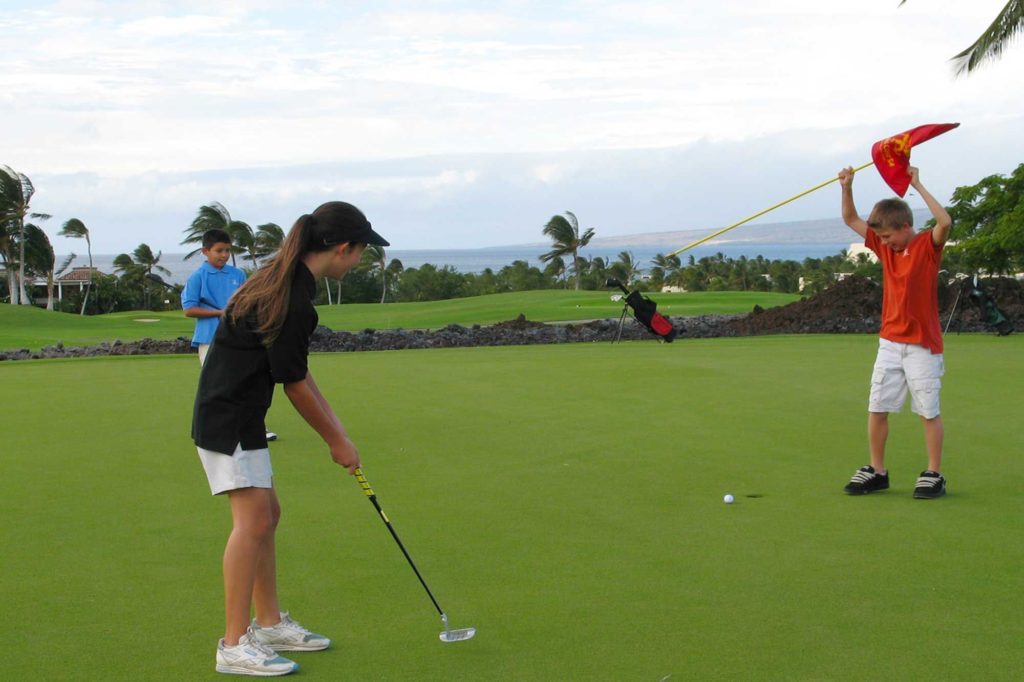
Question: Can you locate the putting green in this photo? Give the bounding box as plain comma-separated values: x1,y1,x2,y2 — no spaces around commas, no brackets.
3,334,1022,680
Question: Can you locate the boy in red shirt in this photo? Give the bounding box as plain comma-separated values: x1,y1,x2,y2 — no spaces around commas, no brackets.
838,164,952,499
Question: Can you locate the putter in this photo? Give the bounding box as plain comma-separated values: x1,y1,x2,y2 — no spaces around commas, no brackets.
353,467,476,643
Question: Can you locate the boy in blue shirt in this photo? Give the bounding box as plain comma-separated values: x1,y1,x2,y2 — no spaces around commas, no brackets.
183,229,246,363
184,229,278,440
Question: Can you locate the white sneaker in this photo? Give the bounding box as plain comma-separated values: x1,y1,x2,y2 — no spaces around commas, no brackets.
251,612,331,652
266,432,278,442
216,628,298,676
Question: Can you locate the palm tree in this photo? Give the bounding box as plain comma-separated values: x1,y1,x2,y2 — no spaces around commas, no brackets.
183,202,253,266
254,223,285,262
0,165,50,304
611,251,642,285
362,244,388,303
648,253,680,290
22,223,61,310
901,0,1023,75
118,244,169,309
132,243,170,279
540,211,595,290
59,218,95,314
231,222,260,268
542,255,567,287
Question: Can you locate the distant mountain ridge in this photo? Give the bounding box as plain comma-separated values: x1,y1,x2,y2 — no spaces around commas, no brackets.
538,209,933,249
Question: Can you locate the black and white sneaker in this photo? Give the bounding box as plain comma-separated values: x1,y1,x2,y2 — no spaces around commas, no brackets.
844,465,890,495
913,471,946,499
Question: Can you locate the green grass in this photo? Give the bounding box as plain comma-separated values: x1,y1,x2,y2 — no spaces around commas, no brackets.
3,334,1023,680
0,289,799,351
0,304,196,350
314,290,799,331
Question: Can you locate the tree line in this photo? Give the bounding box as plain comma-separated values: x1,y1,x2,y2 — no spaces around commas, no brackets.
2,162,1022,313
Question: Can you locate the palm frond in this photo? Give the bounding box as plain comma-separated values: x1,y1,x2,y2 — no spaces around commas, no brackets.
542,214,575,242
254,223,285,259
56,253,76,276
183,202,232,245
60,218,89,239
22,223,55,275
564,210,579,231
112,253,135,272
133,243,157,263
539,244,573,262
950,0,1023,76
0,165,28,221
578,227,595,248
18,172,34,207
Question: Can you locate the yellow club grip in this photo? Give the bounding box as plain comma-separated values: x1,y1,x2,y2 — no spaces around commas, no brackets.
354,468,375,497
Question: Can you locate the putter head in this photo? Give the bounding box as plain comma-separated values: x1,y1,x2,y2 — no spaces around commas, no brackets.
439,626,476,643
439,613,476,642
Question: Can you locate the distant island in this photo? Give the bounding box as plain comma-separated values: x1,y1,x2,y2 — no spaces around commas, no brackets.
505,209,932,249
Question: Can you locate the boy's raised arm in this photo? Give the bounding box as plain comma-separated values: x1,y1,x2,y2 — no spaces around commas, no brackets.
908,166,952,247
839,166,868,239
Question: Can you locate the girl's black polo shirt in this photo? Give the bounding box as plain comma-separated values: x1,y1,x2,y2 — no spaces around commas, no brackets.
192,262,319,456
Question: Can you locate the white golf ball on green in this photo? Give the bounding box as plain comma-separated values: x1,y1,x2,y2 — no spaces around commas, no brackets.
723,494,735,504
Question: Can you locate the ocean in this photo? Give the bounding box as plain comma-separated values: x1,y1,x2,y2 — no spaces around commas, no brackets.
64,242,852,286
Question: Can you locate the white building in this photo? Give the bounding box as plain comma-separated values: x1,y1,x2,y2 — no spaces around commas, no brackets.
846,242,877,263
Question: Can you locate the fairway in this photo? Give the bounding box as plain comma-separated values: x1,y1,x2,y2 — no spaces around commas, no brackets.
3,335,1023,680
0,289,799,351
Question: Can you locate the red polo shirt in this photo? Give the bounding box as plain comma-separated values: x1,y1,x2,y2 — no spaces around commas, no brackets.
866,230,944,354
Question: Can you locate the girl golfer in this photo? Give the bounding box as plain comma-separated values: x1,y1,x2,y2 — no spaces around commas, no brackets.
192,202,389,676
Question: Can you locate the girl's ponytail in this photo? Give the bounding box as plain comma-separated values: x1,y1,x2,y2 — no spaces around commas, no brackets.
227,213,317,345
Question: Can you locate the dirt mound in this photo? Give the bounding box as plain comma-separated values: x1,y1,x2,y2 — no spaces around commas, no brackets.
713,275,1023,337
723,276,881,336
492,313,549,330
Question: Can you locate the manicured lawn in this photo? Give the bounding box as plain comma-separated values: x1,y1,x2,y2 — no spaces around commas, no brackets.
0,303,196,351
0,289,799,351
313,290,799,331
3,334,1022,680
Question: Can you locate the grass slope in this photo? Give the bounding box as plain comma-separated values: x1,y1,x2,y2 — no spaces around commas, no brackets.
3,334,1022,680
0,290,798,351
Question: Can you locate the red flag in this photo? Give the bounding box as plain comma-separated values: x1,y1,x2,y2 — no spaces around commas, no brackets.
870,123,959,197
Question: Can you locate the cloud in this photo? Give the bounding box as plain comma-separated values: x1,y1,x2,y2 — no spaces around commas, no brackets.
3,1,1021,253
35,113,1023,254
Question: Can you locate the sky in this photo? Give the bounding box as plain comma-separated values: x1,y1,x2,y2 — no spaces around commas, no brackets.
2,0,1023,254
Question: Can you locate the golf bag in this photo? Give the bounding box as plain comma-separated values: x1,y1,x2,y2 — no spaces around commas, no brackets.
964,276,1014,335
946,275,1014,336
606,279,678,342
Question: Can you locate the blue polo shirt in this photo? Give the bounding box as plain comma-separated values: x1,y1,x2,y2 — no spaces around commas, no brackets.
182,261,246,347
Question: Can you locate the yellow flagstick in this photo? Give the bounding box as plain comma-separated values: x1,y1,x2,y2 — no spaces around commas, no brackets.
665,160,874,258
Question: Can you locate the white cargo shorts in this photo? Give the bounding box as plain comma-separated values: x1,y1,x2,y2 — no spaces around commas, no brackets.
197,444,273,495
868,338,944,419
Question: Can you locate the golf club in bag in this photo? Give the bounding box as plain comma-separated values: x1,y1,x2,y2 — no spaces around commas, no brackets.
605,278,678,343
353,468,476,643
944,275,1014,336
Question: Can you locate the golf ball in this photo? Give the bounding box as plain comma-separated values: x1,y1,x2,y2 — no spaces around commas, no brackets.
723,494,735,504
